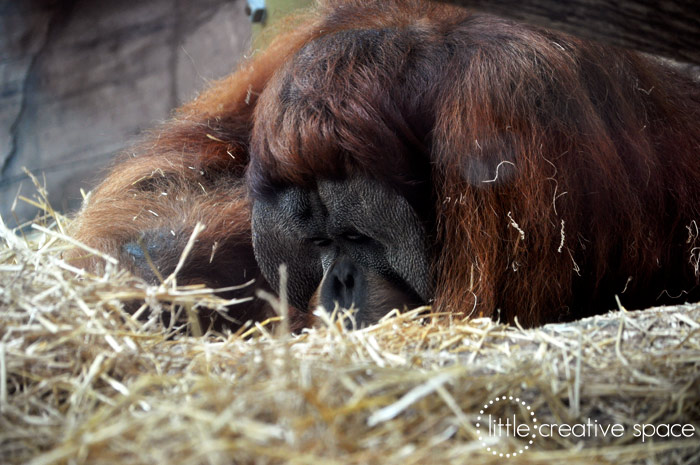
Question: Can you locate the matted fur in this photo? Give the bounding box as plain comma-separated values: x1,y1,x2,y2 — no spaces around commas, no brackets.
67,18,320,329
247,0,700,326
71,0,700,328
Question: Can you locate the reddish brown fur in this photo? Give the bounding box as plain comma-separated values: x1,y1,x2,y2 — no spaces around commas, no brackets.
247,0,700,325
72,0,700,329
68,22,319,331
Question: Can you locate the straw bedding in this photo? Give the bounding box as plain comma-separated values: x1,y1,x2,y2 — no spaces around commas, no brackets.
1,192,699,464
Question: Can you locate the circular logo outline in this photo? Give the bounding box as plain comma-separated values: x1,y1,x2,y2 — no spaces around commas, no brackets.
475,395,538,458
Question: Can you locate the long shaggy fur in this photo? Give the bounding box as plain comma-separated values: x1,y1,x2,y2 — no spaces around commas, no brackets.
72,0,700,328
247,0,700,325
68,22,318,329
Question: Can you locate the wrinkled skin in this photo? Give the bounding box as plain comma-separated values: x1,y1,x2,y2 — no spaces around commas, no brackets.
252,177,431,326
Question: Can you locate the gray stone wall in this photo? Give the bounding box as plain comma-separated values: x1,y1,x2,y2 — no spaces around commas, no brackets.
0,0,251,225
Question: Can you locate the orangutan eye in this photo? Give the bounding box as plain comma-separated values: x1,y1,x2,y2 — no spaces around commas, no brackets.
342,232,368,243
308,237,332,247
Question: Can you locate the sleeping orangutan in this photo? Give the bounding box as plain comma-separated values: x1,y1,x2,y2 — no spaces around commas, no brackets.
70,0,700,330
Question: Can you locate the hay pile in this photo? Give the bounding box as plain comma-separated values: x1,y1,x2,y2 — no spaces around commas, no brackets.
1,193,699,464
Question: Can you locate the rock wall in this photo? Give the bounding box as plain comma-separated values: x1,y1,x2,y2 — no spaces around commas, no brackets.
0,0,251,225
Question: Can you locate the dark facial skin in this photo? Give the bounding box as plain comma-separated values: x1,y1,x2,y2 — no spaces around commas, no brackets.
251,177,431,327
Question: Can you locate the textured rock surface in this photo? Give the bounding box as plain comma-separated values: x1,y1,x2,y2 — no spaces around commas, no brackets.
0,0,251,225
